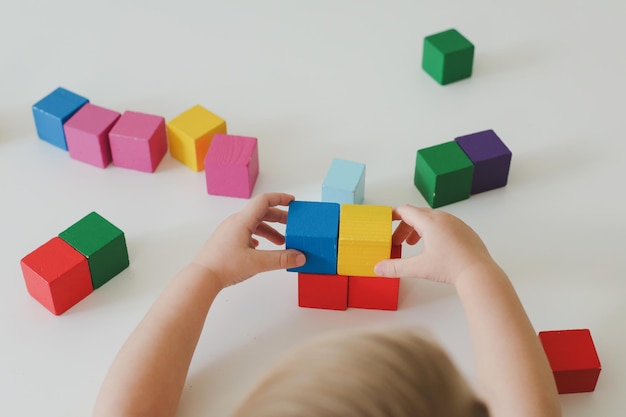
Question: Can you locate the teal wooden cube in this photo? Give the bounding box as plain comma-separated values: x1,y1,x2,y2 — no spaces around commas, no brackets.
422,29,474,85
414,141,474,208
59,212,129,289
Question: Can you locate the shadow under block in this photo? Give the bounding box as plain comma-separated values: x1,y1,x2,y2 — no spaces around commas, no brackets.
455,130,512,194
59,212,129,289
539,329,601,394
414,141,474,208
286,201,340,274
109,111,168,173
204,133,259,198
422,29,474,85
32,87,89,150
347,244,402,311
166,105,227,171
64,103,121,168
322,158,366,204
20,237,93,315
337,204,392,277
298,273,348,310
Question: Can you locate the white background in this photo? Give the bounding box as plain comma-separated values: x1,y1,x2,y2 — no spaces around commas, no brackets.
2,1,625,415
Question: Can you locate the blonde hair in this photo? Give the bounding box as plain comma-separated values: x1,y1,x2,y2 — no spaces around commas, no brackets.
231,328,489,417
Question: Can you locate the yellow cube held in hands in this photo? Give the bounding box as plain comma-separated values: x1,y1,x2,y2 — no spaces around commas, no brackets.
166,105,227,171
337,204,392,277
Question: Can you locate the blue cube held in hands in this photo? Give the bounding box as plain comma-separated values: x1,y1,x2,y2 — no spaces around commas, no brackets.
32,87,89,150
286,201,340,274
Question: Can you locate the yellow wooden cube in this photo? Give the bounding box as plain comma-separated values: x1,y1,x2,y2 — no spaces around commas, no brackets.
337,204,392,277
166,105,227,171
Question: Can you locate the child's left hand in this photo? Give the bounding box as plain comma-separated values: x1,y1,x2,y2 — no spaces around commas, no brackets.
192,193,306,288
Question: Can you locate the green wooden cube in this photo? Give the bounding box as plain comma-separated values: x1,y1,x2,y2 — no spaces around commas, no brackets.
59,212,129,289
414,141,475,208
422,29,474,85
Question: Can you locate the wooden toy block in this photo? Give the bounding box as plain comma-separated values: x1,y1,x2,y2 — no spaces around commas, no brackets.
32,87,89,150
64,103,121,168
454,129,512,195
422,29,474,85
414,141,474,208
322,158,366,204
347,244,402,310
337,204,392,277
20,237,93,315
109,111,168,173
58,212,129,289
286,201,340,274
348,276,400,310
298,273,348,310
166,105,227,171
539,329,601,394
204,133,259,198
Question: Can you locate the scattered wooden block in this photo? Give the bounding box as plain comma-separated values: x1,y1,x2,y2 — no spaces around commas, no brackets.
64,103,121,168
166,104,227,171
322,158,366,204
347,244,402,311
58,212,129,289
298,273,348,310
286,201,340,275
455,129,512,194
20,237,93,315
539,329,602,394
337,204,392,277
32,87,89,150
109,111,168,173
204,133,259,198
422,28,474,85
414,141,474,208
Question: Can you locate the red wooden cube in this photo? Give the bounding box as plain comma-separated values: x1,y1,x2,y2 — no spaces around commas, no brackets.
20,237,93,315
298,273,348,310
539,329,601,394
348,276,400,310
347,244,402,311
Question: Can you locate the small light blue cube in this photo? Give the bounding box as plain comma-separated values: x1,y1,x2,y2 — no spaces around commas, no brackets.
286,201,340,274
322,158,366,204
32,87,89,150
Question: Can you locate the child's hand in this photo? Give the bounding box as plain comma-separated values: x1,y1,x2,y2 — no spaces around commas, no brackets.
193,193,306,288
374,205,495,285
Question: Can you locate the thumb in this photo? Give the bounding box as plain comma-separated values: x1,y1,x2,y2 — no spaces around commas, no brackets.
252,249,306,273
374,256,428,279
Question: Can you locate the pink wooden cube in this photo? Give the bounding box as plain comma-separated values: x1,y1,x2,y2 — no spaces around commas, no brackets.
204,133,259,198
64,103,120,168
109,111,168,173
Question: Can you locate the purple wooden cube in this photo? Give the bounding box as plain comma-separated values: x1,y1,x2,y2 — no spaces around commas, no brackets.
455,130,512,194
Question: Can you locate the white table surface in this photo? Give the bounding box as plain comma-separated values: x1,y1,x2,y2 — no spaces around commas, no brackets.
2,1,625,415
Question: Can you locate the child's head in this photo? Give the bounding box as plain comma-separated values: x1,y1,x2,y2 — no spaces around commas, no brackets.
232,328,489,417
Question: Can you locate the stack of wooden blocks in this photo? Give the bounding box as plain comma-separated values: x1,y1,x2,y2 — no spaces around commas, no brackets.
286,158,400,311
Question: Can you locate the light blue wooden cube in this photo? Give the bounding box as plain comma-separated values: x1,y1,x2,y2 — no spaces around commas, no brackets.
322,158,366,204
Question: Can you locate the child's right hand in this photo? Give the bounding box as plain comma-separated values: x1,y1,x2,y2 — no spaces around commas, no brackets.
374,205,497,285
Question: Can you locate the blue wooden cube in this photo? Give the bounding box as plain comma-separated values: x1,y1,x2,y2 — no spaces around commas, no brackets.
322,158,366,204
286,201,340,274
32,87,89,150
455,130,512,194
